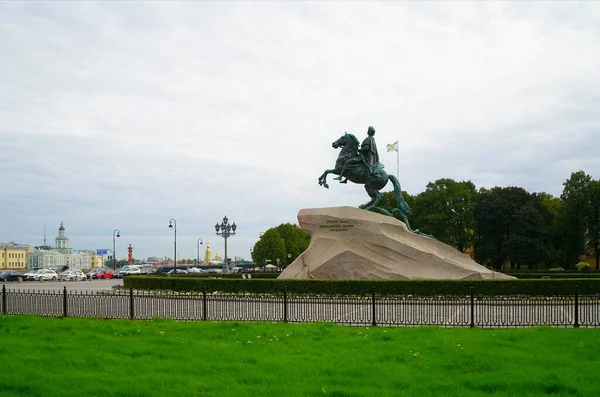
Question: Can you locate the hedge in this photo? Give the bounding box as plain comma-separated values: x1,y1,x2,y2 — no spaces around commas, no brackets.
504,273,600,279
174,273,279,279
123,276,600,297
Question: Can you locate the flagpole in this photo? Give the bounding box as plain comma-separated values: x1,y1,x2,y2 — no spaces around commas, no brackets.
396,139,399,179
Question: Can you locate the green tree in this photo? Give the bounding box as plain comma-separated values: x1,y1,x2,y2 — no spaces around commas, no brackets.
474,188,554,270
560,170,592,266
275,223,311,265
504,194,552,269
539,192,567,267
587,180,600,270
252,224,310,268
473,187,531,269
409,179,477,252
251,229,286,269
115,259,129,268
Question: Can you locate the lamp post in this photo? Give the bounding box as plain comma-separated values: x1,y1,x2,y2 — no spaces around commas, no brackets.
168,219,176,271
215,216,236,274
196,238,203,268
112,229,120,271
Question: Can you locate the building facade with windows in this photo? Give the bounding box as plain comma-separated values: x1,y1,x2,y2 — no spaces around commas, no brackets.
0,242,32,270
26,222,103,271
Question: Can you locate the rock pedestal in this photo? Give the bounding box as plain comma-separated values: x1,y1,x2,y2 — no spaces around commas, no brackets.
278,207,514,280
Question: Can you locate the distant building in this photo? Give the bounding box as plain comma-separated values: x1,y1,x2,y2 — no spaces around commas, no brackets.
26,222,101,271
203,236,212,264
55,221,71,253
0,242,32,270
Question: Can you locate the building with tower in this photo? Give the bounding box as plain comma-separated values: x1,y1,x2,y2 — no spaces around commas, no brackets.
27,222,102,271
55,221,71,254
203,236,212,264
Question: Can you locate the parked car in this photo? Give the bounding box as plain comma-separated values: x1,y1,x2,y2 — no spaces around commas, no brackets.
94,269,115,279
167,269,188,274
0,270,24,282
59,269,87,281
23,270,39,280
26,269,59,281
115,265,143,278
86,269,100,279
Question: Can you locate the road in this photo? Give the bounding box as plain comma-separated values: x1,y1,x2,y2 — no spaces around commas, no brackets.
3,278,123,292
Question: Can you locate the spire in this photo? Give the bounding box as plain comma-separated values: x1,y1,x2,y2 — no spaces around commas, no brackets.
204,234,212,264
59,221,65,231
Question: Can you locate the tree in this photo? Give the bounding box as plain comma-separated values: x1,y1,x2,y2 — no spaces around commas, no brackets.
409,179,477,252
504,194,552,269
275,223,311,265
252,224,310,268
560,171,592,266
251,229,286,269
473,187,532,269
587,180,600,270
538,192,567,267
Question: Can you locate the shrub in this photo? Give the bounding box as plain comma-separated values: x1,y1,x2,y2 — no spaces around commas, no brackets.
549,267,565,272
577,262,591,272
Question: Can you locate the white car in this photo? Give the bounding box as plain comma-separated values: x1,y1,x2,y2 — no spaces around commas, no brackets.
115,265,143,278
26,269,59,281
23,270,38,280
59,270,87,281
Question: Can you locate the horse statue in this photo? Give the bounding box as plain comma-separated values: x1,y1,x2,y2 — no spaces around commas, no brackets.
318,132,431,237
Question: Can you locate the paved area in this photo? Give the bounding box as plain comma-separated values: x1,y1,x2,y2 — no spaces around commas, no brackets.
3,278,123,292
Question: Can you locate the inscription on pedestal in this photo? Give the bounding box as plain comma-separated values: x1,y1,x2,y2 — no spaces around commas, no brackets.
318,220,355,232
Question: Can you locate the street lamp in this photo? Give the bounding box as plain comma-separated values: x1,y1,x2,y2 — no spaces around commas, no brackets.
168,219,176,271
215,215,236,274
196,238,203,268
112,229,120,270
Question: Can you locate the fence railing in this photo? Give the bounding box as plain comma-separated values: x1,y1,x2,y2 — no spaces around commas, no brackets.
2,285,599,328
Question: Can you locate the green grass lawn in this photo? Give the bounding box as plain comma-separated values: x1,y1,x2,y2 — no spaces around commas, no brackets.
0,316,598,396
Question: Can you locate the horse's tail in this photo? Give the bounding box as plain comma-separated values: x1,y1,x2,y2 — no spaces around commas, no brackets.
382,175,435,239
388,174,411,219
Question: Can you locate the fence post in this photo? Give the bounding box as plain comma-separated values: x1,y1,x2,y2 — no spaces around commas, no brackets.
470,287,475,328
283,286,288,323
2,285,6,315
63,286,68,318
371,285,377,326
202,287,207,321
129,288,134,320
574,286,579,328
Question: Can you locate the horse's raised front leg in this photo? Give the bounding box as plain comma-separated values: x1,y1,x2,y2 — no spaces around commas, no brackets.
318,169,337,189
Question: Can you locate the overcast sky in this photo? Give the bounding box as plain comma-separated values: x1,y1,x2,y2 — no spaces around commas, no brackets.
1,1,599,262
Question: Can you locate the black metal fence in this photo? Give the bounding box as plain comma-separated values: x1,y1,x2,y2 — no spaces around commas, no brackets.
2,285,599,328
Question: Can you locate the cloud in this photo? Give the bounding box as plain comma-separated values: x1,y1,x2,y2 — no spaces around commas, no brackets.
1,1,599,259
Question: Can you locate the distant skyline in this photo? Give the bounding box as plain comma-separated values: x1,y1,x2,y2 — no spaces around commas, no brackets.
1,2,599,260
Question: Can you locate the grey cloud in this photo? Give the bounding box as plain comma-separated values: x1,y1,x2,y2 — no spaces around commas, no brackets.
1,2,599,259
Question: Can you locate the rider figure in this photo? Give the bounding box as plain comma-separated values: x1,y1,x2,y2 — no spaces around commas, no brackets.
359,126,379,175
335,126,379,183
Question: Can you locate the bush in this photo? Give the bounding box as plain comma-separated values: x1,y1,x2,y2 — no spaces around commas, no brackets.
577,262,591,272
503,272,600,279
549,267,565,272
